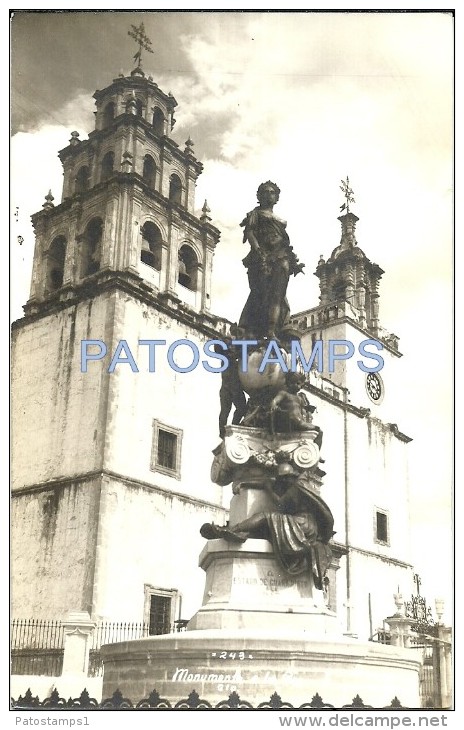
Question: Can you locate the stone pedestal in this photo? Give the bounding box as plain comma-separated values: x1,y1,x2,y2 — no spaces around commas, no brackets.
188,538,336,632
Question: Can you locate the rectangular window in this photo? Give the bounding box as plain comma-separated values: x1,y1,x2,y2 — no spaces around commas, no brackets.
149,594,172,635
375,509,389,544
158,429,177,470
151,419,182,479
143,585,178,636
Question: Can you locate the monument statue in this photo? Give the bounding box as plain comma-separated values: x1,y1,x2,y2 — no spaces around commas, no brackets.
202,183,333,600
201,463,334,590
238,181,305,339
101,180,422,709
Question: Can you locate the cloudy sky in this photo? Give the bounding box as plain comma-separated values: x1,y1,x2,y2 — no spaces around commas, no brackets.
10,10,454,619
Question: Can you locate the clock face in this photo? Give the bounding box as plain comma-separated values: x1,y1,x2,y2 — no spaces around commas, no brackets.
366,372,384,404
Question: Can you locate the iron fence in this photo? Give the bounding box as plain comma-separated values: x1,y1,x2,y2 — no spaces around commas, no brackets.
11,619,64,677
411,635,441,709
11,618,189,679
88,621,151,677
11,687,408,710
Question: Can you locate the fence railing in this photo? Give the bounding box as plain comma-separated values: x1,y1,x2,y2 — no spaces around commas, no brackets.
11,619,65,676
11,687,408,710
88,621,150,677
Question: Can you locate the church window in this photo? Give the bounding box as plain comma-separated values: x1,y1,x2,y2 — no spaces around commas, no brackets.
140,221,162,270
82,217,103,277
169,174,182,205
47,236,66,291
101,151,114,182
178,244,198,291
75,165,90,194
152,107,164,136
374,510,389,545
142,155,156,188
103,102,115,128
143,586,178,635
151,419,182,479
136,98,143,117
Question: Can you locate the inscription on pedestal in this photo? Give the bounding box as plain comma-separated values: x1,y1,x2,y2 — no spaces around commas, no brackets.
231,560,312,604
233,567,309,593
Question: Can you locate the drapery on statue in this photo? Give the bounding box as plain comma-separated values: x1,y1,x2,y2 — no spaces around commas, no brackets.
200,464,334,590
238,181,305,339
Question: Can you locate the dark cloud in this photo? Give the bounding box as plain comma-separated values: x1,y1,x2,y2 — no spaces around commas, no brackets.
11,10,206,134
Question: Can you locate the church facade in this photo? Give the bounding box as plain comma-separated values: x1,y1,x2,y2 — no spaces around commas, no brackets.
11,65,413,640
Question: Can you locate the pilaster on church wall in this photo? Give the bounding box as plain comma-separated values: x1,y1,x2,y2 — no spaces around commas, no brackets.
186,167,197,213
102,192,121,270
201,233,215,312
29,216,46,301
131,127,147,177
62,206,81,286
166,218,179,293
160,150,172,199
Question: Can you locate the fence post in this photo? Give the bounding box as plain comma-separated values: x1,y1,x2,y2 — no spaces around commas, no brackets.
385,594,413,648
61,612,96,676
437,625,452,709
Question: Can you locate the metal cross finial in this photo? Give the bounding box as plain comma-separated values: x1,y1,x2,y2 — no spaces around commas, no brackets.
128,22,154,69
339,176,356,214
413,573,422,595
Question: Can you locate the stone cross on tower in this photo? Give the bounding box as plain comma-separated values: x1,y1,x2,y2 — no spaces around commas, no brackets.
128,22,154,69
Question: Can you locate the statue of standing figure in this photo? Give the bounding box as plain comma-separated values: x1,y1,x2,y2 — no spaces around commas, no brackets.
239,181,305,340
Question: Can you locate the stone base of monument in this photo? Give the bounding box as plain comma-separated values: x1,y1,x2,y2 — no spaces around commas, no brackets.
100,629,421,707
101,533,421,707
187,538,337,632
100,474,421,707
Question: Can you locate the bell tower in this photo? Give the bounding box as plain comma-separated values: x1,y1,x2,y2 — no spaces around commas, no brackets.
27,64,219,316
316,210,384,336
290,179,400,415
12,47,228,624
289,181,413,638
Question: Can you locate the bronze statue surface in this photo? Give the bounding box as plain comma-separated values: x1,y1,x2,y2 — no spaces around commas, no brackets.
238,181,304,339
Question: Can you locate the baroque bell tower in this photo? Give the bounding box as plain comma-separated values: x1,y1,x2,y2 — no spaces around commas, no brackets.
27,62,218,316
12,36,229,626
289,180,413,639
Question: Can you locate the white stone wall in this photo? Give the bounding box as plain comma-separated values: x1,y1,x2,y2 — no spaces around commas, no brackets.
339,551,413,640
90,475,226,622
307,386,413,636
11,289,229,620
11,296,114,488
300,320,406,424
11,480,100,617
